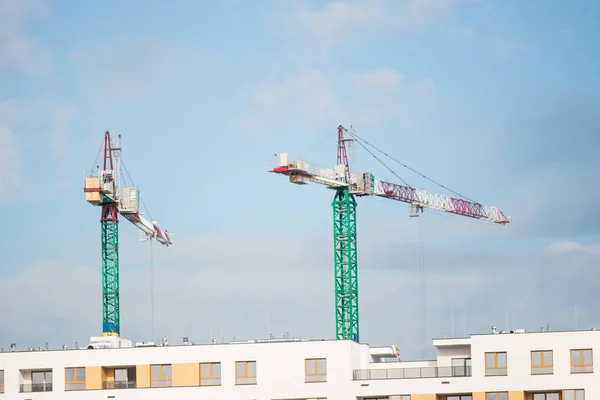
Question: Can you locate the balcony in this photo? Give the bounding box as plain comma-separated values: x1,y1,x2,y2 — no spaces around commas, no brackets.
104,380,137,389
20,382,53,392
353,365,472,380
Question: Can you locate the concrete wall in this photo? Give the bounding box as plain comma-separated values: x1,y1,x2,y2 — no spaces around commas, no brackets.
0,331,597,399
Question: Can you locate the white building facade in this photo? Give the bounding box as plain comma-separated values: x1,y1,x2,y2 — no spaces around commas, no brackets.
0,329,596,400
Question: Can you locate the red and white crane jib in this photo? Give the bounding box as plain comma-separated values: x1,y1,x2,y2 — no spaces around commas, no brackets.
373,180,510,224
271,153,510,225
120,212,172,246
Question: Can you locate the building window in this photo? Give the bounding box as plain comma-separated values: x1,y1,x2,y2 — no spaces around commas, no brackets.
487,393,508,400
447,396,472,400
305,358,327,382
531,350,553,374
150,364,172,387
533,393,559,400
485,352,507,376
65,367,86,390
235,361,256,385
571,349,593,373
364,397,409,400
0,370,4,393
451,358,472,376
564,390,585,400
200,362,221,386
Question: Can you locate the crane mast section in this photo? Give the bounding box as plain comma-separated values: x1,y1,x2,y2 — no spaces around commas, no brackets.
271,153,510,224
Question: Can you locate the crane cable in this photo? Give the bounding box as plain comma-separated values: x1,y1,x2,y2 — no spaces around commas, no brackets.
349,131,478,203
418,214,426,360
348,131,412,187
150,239,155,341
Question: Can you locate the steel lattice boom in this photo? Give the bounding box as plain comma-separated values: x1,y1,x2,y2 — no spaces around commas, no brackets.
84,131,172,337
270,124,509,342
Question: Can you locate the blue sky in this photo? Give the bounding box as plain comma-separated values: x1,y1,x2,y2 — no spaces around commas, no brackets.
1,0,599,359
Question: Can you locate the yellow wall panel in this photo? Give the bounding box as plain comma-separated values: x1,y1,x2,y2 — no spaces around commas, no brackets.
172,363,200,387
412,395,437,400
103,367,115,382
473,393,486,400
85,367,103,390
509,392,525,400
136,365,151,388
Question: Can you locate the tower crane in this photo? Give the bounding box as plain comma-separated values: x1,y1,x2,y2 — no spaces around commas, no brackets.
270,125,509,342
84,131,172,337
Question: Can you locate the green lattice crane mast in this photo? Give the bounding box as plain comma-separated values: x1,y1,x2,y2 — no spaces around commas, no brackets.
270,125,510,342
84,131,172,337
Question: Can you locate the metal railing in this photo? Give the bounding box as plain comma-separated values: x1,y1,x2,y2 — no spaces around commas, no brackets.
103,380,137,389
354,366,472,380
20,382,53,392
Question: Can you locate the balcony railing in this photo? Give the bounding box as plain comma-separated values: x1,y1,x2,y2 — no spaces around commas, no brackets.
103,380,137,389
354,366,472,380
20,382,53,392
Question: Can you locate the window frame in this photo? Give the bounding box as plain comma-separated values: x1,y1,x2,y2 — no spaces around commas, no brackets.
486,392,508,400
531,350,554,375
305,358,327,383
451,357,472,377
235,360,257,385
65,367,86,391
570,349,593,374
485,352,507,376
199,362,221,386
563,389,585,400
532,393,560,400
150,364,172,387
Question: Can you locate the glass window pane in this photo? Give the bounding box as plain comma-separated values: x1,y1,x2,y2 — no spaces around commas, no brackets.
201,363,210,377
577,389,585,400
499,393,508,400
115,369,127,381
572,350,581,364
66,368,74,381
485,353,495,367
162,365,171,379
76,368,85,381
213,363,221,377
543,351,553,365
151,365,160,379
497,352,507,366
305,359,315,374
32,372,43,383
533,394,545,400
564,390,575,400
317,359,326,373
236,362,245,376
0,371,4,385
583,349,593,364
532,351,541,366
248,361,256,376
487,394,496,400
547,394,559,400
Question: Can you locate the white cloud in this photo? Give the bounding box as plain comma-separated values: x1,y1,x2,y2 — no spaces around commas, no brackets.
0,0,51,75
547,241,600,257
356,69,403,92
237,67,435,135
4,233,599,359
70,36,206,107
290,0,456,48
0,125,22,205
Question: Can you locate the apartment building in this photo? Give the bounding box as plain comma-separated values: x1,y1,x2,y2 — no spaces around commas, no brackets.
0,328,596,399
